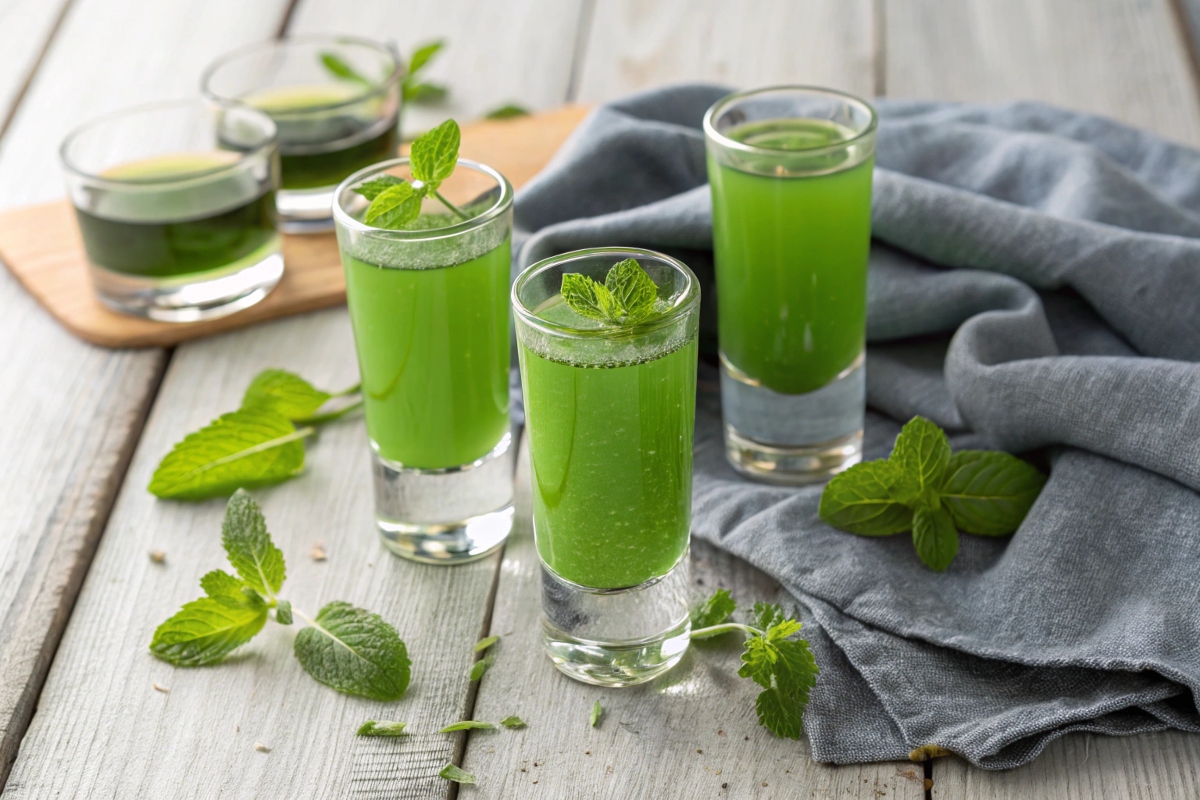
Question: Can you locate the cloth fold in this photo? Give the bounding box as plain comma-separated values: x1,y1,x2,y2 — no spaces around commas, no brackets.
511,84,1200,769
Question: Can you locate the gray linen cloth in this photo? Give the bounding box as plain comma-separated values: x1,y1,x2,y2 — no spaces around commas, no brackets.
510,84,1200,769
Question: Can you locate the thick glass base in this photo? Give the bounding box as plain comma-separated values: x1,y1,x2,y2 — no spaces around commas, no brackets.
90,245,283,322
372,431,514,564
276,187,336,233
540,555,690,687
720,350,864,484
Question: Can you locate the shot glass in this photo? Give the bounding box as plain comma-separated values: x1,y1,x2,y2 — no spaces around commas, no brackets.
204,35,402,232
60,99,282,322
334,157,514,563
704,86,876,483
513,247,700,686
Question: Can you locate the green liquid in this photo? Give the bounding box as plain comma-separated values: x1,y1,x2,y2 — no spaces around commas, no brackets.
520,300,698,589
343,238,511,469
247,84,398,191
76,153,277,279
709,118,873,394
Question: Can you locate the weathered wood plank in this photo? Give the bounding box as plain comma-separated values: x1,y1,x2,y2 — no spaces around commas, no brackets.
888,0,1200,796
0,0,71,125
573,0,877,101
459,441,926,799
2,309,499,799
287,0,588,134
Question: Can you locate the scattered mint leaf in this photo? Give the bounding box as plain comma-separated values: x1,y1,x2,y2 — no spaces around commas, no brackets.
561,258,661,326
319,52,370,85
474,635,500,652
148,407,310,500
499,715,526,729
469,653,495,681
275,600,293,625
293,601,411,701
439,763,475,785
357,720,408,737
485,103,530,119
409,118,460,190
940,451,1047,536
440,720,496,732
818,461,914,536
150,594,268,667
221,490,286,598
590,700,602,727
365,181,423,229
891,417,951,504
242,370,332,421
352,174,404,201
690,588,736,637
912,506,959,572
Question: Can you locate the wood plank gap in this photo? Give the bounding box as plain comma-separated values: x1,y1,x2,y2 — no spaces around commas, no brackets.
564,0,598,102
0,0,77,142
873,0,887,97
1166,0,1200,98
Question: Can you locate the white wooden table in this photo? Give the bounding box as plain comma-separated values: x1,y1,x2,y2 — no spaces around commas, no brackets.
1,1,1199,797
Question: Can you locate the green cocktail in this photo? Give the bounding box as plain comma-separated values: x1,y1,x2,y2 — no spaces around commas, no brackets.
704,87,877,483
514,248,700,687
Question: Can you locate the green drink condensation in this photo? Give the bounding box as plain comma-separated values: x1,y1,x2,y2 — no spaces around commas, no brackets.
520,298,698,590
709,118,873,395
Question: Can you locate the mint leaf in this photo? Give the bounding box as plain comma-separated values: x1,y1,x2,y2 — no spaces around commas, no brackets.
500,715,526,729
440,720,495,732
469,652,495,681
561,273,620,323
405,82,448,103
357,720,407,737
941,450,1046,536
738,635,776,689
150,594,268,667
912,506,959,572
485,103,530,119
352,175,404,201
199,569,248,601
474,635,499,652
242,369,332,420
737,615,818,739
221,490,286,598
605,258,658,322
319,52,369,85
751,602,786,631
148,407,309,500
690,588,736,636
293,601,411,701
275,600,293,625
590,700,602,727
409,119,460,189
755,685,805,740
439,764,475,785
819,460,914,536
407,40,444,76
892,417,951,503
365,181,423,229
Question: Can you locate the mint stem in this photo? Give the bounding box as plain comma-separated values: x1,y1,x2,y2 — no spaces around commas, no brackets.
432,189,468,220
293,399,364,427
689,622,762,639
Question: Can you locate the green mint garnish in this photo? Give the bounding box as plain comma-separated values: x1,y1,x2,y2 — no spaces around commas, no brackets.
318,53,369,85
150,492,412,703
589,700,602,727
499,715,526,729
354,118,466,229
561,258,661,327
468,652,495,681
819,416,1047,571
403,41,448,104
484,103,530,120
688,593,818,740
474,635,500,652
357,720,408,737
439,763,475,785
440,721,496,733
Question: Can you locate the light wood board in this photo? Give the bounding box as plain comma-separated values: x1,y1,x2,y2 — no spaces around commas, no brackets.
0,105,590,349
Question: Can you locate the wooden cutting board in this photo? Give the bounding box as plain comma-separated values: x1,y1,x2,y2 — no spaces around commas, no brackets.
0,105,590,349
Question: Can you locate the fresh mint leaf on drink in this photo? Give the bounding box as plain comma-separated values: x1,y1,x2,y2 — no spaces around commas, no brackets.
690,587,736,637
353,118,466,229
484,103,531,119
357,720,408,737
818,416,1047,571
319,52,369,85
150,491,412,702
439,763,475,785
409,118,460,191
561,258,661,326
499,715,526,729
589,700,602,727
689,593,818,740
440,721,496,732
403,40,448,105
149,369,362,500
365,181,423,228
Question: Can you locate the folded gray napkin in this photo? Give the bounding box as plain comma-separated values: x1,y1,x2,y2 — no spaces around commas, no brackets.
511,84,1200,769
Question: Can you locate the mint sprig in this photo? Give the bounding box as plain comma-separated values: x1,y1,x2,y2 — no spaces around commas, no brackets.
688,593,818,740
319,40,448,106
149,369,361,500
353,119,465,229
819,416,1047,571
150,491,412,702
561,258,662,326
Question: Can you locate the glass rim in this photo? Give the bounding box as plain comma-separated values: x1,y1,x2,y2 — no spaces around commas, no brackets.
511,247,700,341
332,157,514,240
200,34,403,115
702,85,878,158
58,98,278,187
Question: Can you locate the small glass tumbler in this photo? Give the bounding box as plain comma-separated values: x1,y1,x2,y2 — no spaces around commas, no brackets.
60,99,282,322
203,35,402,233
513,247,700,686
704,86,876,483
333,158,514,564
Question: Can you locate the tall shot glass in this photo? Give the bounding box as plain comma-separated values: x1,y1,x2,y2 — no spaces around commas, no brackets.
704,86,877,483
333,158,514,563
513,248,700,686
